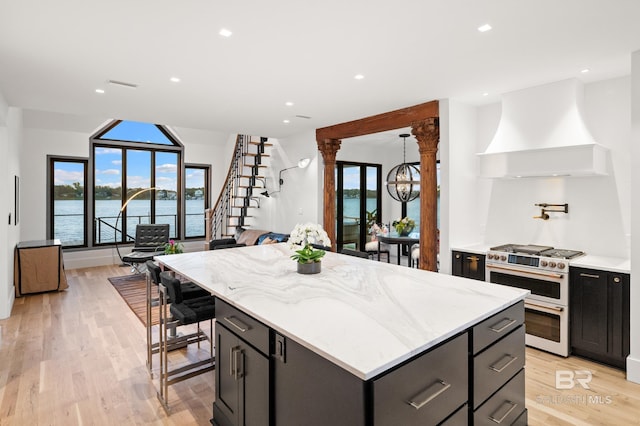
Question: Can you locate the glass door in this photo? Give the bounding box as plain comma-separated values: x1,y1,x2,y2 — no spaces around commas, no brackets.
336,162,382,252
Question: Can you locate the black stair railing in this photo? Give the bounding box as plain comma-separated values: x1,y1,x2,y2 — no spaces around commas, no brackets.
205,135,271,246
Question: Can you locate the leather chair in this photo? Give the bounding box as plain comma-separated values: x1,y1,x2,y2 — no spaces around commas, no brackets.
145,260,209,377
157,271,215,409
122,224,170,273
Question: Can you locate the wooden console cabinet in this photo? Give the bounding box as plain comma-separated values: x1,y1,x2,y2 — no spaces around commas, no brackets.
14,239,68,297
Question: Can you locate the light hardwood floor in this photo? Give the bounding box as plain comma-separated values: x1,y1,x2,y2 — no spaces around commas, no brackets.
1,265,639,425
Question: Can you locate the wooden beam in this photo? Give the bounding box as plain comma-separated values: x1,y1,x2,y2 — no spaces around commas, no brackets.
316,100,439,141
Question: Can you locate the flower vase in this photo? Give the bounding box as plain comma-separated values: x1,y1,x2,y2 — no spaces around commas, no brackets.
297,261,321,275
399,225,414,236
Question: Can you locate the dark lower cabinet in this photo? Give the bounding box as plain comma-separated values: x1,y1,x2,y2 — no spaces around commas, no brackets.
213,299,526,425
213,300,270,426
471,301,527,425
570,267,630,369
452,251,486,281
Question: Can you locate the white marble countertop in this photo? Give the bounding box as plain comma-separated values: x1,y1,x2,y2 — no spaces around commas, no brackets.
451,244,492,255
156,243,528,380
570,255,631,274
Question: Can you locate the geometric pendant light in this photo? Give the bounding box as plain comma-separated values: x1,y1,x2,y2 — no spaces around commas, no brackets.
385,133,420,202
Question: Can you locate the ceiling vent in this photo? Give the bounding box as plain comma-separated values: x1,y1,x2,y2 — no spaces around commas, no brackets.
108,80,138,89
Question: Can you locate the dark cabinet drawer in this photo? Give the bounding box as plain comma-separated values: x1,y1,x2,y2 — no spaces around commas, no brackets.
474,369,525,426
474,325,525,408
373,333,468,426
216,298,270,355
473,301,524,355
440,403,468,425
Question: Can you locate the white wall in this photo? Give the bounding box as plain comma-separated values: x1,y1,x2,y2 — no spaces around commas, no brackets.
19,110,232,269
255,130,321,234
441,99,483,273
628,50,640,383
0,94,22,319
474,77,630,257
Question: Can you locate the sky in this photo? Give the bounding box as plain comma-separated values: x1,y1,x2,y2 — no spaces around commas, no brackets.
54,120,205,191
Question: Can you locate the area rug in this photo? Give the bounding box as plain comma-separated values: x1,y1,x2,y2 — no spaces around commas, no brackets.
108,274,159,326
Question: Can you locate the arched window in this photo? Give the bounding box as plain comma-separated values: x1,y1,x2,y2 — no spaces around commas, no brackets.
48,119,210,248
91,120,186,246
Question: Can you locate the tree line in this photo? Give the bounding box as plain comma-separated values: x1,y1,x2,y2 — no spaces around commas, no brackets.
53,184,204,200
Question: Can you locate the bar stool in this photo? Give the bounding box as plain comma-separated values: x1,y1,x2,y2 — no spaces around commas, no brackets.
145,260,209,377
157,271,216,409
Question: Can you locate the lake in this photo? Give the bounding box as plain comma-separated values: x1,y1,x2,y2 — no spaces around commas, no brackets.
54,199,205,245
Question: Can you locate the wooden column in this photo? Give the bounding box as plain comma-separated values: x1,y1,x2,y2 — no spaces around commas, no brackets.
316,138,342,251
412,118,440,271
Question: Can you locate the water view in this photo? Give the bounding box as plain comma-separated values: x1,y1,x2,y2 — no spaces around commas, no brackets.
54,199,205,246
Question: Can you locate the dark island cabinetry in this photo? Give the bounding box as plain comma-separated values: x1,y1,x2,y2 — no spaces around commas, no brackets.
212,300,526,426
452,251,486,281
570,267,630,369
213,299,270,426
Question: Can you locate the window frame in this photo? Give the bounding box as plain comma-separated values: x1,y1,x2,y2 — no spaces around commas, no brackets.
90,120,185,247
184,163,211,240
336,160,383,252
47,155,89,248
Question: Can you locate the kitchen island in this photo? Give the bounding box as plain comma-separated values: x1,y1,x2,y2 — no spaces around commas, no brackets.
155,243,529,425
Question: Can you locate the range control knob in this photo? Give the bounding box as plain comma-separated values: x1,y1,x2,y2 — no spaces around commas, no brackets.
500,255,507,261
487,253,494,260
549,261,557,268
540,260,548,267
557,262,566,269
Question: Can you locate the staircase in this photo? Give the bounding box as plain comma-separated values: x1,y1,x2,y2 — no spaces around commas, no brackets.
205,135,272,246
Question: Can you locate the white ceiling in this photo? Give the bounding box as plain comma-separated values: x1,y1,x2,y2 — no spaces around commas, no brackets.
1,0,639,139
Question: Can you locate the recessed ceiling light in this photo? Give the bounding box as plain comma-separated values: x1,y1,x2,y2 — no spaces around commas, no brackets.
95,89,105,94
219,28,232,37
581,68,590,73
478,24,492,32
482,92,489,97
283,119,290,124
285,101,294,107
354,74,365,80
170,77,181,82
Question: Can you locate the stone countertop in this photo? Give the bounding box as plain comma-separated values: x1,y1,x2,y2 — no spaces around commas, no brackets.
156,243,528,380
570,254,631,274
450,244,492,255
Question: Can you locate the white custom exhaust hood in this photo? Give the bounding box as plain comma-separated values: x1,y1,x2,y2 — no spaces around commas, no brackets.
478,79,608,178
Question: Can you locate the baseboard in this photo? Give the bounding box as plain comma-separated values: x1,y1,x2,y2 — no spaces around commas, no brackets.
0,287,15,319
626,355,640,384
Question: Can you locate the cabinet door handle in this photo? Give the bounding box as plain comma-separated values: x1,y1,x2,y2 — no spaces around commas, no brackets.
489,354,518,373
579,273,600,279
489,318,517,333
407,380,451,410
235,349,244,380
613,276,621,283
229,346,239,377
229,346,244,380
224,316,250,333
489,400,518,424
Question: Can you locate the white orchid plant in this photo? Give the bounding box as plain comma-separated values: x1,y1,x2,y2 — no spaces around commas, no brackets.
288,223,331,264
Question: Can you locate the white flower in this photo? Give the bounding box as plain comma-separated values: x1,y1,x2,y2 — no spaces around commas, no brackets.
288,223,331,250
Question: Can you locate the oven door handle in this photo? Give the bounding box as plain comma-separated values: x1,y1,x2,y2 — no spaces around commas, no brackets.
525,301,565,314
486,264,564,279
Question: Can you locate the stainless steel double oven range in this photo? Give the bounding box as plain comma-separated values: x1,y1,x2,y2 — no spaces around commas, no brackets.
485,244,584,357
